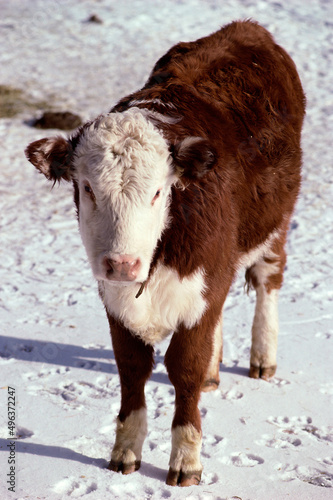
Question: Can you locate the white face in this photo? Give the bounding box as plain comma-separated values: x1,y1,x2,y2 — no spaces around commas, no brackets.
72,109,176,285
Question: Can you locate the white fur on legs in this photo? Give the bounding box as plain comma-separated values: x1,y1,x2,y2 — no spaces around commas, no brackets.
202,313,223,391
109,408,147,473
166,424,203,486
250,286,279,379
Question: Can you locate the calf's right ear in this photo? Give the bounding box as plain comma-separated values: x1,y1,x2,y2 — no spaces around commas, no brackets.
25,136,73,182
171,137,217,180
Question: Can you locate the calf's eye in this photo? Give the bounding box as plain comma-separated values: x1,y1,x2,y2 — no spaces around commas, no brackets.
83,183,95,202
151,188,162,205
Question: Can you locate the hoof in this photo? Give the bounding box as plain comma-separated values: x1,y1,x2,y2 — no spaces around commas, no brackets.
108,459,141,475
201,378,220,392
249,364,276,380
166,467,202,487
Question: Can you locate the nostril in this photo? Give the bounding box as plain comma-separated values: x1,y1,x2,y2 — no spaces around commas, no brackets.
103,257,115,274
127,258,141,277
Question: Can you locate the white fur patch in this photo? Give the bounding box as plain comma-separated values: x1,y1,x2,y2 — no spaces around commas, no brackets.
205,313,223,382
251,287,279,368
239,230,283,369
128,98,176,110
237,229,281,270
249,251,281,286
169,424,203,473
111,408,147,464
100,265,207,345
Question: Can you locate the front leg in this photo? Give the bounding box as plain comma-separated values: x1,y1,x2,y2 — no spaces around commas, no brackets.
167,424,203,487
164,316,215,486
109,408,147,474
107,314,154,474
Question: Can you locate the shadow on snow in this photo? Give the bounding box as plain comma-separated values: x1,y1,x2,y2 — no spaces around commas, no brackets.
0,439,167,480
0,438,107,468
0,335,170,385
0,335,250,386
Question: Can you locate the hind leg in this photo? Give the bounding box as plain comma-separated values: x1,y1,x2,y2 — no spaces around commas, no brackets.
202,313,223,392
246,235,287,380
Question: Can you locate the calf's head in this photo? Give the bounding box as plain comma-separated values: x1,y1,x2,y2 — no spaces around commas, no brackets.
26,108,215,286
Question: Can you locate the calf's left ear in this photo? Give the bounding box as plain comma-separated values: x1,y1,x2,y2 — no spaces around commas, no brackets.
171,137,216,180
25,136,73,182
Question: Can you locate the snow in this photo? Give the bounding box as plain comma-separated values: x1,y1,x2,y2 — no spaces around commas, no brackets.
0,0,332,498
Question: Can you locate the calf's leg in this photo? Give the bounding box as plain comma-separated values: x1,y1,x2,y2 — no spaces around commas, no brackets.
202,312,223,392
246,235,287,380
107,314,154,474
164,317,214,486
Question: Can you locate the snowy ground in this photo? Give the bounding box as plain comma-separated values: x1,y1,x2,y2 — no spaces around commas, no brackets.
0,0,332,499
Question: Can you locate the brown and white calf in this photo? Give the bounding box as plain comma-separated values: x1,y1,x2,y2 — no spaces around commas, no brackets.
25,20,305,487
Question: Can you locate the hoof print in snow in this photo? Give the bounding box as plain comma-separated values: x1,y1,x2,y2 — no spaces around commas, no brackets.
220,388,244,400
85,14,103,24
16,427,34,439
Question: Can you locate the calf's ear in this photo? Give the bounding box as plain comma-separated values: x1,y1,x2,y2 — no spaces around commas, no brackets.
25,136,73,182
171,137,216,180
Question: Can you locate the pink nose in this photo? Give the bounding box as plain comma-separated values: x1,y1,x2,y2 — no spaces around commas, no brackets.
102,254,141,281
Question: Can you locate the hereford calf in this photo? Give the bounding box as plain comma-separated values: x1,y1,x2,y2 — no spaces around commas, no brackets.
25,20,305,487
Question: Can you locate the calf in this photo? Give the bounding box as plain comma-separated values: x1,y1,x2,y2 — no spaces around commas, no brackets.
26,20,305,487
